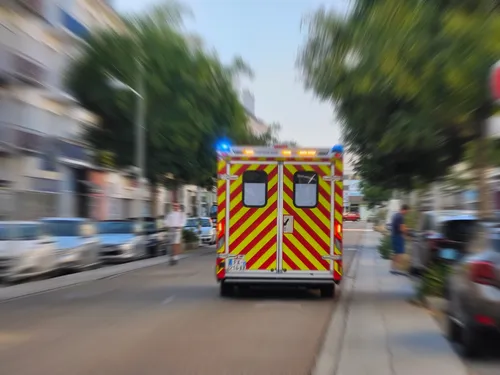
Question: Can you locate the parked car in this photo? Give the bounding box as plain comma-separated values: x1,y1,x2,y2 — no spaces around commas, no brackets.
344,212,360,222
445,221,500,357
97,220,146,262
198,217,216,245
184,218,201,235
128,217,168,257
0,221,57,284
409,210,477,276
40,217,101,272
209,204,217,224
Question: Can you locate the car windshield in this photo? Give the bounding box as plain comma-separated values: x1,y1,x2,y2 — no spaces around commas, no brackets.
185,218,198,227
146,222,156,231
0,223,41,241
200,218,212,227
98,221,133,234
42,220,81,237
442,219,478,243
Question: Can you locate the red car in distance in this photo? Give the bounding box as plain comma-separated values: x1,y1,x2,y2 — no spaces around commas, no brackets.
344,212,361,222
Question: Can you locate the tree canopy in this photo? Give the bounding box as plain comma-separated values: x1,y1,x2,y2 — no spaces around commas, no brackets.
299,0,500,198
67,2,254,188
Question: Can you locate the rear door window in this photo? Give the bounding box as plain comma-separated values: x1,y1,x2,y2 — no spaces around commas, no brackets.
293,171,318,208
442,220,478,243
242,170,268,208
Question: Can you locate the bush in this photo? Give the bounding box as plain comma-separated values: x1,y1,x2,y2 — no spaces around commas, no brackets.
182,228,199,243
378,235,392,259
417,263,450,299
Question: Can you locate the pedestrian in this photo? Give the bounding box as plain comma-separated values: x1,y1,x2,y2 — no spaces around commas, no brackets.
390,204,410,275
165,202,186,265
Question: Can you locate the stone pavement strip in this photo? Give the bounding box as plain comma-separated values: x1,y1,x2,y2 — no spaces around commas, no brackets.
0,247,213,303
313,230,468,375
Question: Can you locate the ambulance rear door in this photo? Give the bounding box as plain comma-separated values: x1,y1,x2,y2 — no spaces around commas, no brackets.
225,160,279,277
279,161,335,278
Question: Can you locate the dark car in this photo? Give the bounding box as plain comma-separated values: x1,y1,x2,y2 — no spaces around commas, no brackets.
445,221,500,357
409,210,477,276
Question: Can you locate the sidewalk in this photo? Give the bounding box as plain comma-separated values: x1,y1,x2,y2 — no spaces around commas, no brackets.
314,230,468,375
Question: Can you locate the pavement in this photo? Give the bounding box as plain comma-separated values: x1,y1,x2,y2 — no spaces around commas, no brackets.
0,222,365,375
313,230,470,375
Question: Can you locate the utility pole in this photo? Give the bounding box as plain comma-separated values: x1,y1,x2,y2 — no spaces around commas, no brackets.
135,58,146,226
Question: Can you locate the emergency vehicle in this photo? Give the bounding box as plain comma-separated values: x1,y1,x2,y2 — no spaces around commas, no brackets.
215,143,344,297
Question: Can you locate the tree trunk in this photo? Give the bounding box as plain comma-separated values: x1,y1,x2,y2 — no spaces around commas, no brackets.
150,184,157,217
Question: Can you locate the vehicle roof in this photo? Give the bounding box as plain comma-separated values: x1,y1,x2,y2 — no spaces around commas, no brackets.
40,217,87,222
424,210,477,221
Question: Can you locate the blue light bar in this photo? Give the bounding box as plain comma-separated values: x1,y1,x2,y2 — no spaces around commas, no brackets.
331,144,344,153
216,139,232,152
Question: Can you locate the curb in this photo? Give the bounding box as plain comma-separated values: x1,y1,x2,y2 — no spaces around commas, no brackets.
311,228,368,375
0,247,213,304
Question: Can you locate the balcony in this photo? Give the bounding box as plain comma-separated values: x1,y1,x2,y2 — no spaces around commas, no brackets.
0,49,47,87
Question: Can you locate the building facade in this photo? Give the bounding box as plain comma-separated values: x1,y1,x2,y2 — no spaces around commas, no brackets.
0,0,126,219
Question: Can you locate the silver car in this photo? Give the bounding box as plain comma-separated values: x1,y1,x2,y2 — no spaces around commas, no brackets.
198,217,216,245
40,218,101,272
0,221,57,284
97,220,146,262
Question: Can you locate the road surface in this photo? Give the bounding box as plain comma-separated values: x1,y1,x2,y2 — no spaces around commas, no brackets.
0,221,367,375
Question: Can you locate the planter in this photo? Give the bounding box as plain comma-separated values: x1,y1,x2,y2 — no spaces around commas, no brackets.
183,241,199,251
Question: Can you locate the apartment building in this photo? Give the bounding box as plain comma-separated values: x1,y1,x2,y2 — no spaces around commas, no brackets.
0,0,125,220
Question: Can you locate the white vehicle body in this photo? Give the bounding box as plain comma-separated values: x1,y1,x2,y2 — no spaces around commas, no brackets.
0,221,57,283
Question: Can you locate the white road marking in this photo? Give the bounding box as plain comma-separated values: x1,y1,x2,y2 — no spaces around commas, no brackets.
161,295,176,305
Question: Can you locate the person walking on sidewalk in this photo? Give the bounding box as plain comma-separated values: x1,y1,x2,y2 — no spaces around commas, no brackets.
390,204,409,275
165,202,186,265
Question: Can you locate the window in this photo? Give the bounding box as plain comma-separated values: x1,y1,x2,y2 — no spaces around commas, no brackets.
293,171,318,208
242,170,268,208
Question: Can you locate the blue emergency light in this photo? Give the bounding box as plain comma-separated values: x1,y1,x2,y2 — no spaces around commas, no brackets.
216,139,231,152
331,144,344,153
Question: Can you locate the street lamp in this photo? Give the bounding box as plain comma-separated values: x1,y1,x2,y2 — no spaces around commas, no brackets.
106,60,146,229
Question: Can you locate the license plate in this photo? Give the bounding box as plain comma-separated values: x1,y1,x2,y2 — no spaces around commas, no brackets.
227,257,246,271
439,248,458,260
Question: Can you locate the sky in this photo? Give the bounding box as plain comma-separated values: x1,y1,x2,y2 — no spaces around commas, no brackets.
115,0,350,147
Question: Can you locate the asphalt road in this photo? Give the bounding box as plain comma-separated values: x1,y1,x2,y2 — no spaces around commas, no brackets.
0,221,366,375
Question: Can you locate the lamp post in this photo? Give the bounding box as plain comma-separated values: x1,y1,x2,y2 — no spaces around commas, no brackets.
107,59,145,228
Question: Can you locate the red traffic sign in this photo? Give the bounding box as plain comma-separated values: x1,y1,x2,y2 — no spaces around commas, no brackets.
491,61,500,102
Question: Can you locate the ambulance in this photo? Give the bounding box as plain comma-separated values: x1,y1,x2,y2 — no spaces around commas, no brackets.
215,143,344,297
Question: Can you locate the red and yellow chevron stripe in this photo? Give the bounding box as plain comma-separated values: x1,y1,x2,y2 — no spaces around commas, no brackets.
216,157,227,280
227,163,279,270
282,164,331,271
333,156,343,281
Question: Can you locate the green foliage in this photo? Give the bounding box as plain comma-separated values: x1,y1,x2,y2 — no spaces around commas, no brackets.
96,150,116,169
361,182,391,209
299,0,500,191
182,228,199,243
378,235,392,259
417,263,451,298
66,2,253,187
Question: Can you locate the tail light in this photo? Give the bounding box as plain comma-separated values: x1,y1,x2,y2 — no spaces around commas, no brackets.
469,261,496,285
335,223,342,239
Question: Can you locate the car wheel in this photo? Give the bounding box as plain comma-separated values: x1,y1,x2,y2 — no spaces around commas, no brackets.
220,281,234,297
319,285,335,298
446,313,461,343
462,322,483,358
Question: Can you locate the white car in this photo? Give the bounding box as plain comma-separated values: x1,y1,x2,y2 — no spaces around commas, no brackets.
97,220,146,262
40,217,101,272
0,221,57,284
185,217,216,245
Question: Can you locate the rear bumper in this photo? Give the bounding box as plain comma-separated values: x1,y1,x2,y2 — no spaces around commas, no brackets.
222,277,338,287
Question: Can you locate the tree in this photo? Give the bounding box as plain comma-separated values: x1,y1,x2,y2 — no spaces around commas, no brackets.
299,0,500,216
66,1,253,199
360,182,392,209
